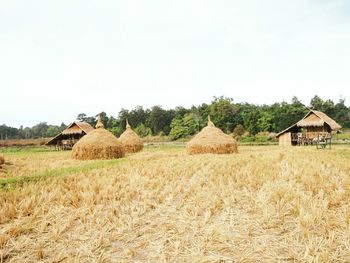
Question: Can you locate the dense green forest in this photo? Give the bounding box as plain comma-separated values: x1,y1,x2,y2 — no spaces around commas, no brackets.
1,95,349,141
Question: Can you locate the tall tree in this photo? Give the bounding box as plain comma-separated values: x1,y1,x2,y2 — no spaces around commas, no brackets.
147,106,174,135
210,96,239,133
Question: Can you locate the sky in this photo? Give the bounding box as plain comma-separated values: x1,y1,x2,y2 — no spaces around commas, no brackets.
1,0,350,128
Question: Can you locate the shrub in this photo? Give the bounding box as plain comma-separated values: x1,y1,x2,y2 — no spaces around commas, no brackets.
241,136,255,142
169,114,197,141
134,123,152,137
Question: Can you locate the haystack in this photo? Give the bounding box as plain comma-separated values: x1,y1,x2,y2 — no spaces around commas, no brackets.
187,116,238,154
119,120,144,153
0,154,4,165
72,118,125,160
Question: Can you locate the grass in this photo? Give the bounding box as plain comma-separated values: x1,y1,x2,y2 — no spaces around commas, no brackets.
0,158,125,190
0,146,52,154
1,145,350,262
336,132,350,140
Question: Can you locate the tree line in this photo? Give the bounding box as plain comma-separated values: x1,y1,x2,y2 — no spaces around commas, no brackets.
1,95,349,141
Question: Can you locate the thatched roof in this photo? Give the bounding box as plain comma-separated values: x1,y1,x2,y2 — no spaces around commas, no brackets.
62,122,94,135
119,120,144,153
72,119,125,160
297,110,342,130
276,110,342,137
186,116,238,155
46,122,94,145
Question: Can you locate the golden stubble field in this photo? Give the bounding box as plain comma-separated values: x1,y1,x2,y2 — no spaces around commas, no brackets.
1,145,350,262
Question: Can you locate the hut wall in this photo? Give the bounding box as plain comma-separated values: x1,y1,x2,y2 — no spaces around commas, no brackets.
306,126,325,133
279,132,292,146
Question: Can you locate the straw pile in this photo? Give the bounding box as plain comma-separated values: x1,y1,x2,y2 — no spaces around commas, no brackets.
72,118,125,160
187,116,238,154
119,120,144,153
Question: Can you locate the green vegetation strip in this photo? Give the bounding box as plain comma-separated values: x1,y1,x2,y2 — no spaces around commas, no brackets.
0,158,126,190
0,146,51,154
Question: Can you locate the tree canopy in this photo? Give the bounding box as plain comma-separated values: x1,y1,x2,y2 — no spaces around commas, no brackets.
1,95,349,140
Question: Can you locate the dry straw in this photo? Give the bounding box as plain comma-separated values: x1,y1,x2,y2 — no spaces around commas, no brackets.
119,120,144,153
187,116,238,154
2,145,350,261
72,117,125,160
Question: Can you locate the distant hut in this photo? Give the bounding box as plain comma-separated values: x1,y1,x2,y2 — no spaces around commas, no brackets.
72,117,125,160
276,110,342,146
187,116,238,154
119,120,144,153
46,122,94,150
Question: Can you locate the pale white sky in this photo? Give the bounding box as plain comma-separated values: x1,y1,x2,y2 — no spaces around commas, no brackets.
1,0,350,127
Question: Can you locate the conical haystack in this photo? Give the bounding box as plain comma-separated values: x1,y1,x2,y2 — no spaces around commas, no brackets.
72,117,125,160
119,120,144,153
187,116,238,154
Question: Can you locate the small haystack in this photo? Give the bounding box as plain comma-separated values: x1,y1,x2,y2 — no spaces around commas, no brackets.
72,117,125,160
119,120,144,153
187,116,238,154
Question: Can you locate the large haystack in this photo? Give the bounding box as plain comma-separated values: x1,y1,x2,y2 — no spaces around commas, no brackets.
119,120,144,153
72,118,125,160
187,116,238,155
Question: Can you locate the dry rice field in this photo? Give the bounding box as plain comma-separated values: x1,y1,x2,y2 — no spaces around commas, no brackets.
1,145,350,262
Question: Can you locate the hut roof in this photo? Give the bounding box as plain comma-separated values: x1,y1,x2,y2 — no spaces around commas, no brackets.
62,122,94,135
46,122,94,145
297,110,342,130
276,124,298,138
276,110,342,137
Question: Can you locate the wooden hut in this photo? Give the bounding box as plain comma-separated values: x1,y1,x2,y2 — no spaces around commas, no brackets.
46,122,94,150
276,110,341,146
